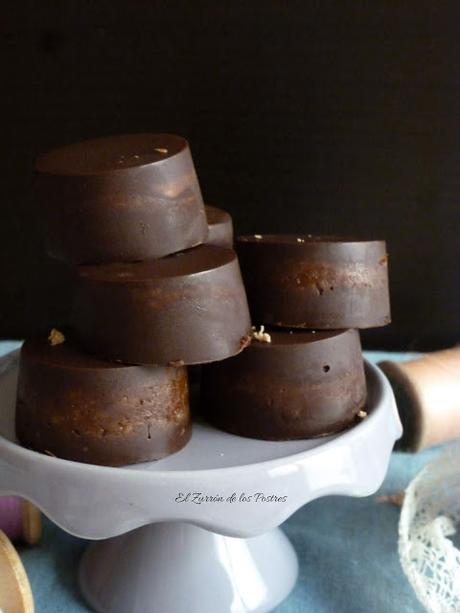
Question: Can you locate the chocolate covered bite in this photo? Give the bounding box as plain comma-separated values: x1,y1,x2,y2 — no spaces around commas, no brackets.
72,245,252,366
205,205,234,248
202,328,367,440
15,338,191,466
237,235,390,329
36,133,208,264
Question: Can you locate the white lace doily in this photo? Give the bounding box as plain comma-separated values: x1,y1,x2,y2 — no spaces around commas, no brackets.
399,445,460,612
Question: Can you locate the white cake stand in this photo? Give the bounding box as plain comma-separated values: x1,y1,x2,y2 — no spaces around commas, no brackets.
0,351,401,613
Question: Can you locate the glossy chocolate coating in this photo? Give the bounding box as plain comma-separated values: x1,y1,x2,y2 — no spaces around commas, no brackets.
205,205,234,248
237,235,391,329
202,329,366,440
15,339,191,466
72,245,252,365
36,134,208,264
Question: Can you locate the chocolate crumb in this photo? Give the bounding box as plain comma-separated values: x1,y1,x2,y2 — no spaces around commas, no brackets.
48,329,65,346
168,359,185,367
252,325,272,343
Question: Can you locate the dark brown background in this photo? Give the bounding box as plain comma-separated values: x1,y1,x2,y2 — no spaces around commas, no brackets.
1,2,459,349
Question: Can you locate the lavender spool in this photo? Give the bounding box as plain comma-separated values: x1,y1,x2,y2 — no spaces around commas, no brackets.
0,497,41,545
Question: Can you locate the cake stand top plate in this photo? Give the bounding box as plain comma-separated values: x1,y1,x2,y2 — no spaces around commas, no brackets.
0,351,401,539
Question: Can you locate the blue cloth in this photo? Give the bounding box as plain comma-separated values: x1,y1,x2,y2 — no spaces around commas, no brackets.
1,342,433,612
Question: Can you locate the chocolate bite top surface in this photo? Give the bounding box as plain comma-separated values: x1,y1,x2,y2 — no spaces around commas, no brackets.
36,133,186,176
205,206,234,248
21,338,126,370
238,235,387,254
206,205,232,226
239,234,380,244
78,245,234,283
250,329,344,346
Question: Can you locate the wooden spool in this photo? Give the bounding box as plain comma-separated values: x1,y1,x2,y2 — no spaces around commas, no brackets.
21,501,41,546
0,498,42,545
379,347,460,452
0,530,34,613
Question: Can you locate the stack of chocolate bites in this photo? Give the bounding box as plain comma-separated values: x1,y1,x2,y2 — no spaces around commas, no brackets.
15,134,251,466
15,133,391,467
202,236,391,439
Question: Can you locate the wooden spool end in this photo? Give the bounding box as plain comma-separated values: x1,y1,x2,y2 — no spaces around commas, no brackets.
379,347,460,452
0,529,34,613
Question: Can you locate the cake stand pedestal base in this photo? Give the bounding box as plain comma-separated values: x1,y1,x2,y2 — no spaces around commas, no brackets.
79,522,299,613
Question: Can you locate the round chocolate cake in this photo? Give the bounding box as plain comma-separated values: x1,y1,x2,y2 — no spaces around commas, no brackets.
15,339,191,466
205,205,234,248
72,245,252,366
36,133,208,264
237,235,390,329
201,328,367,440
